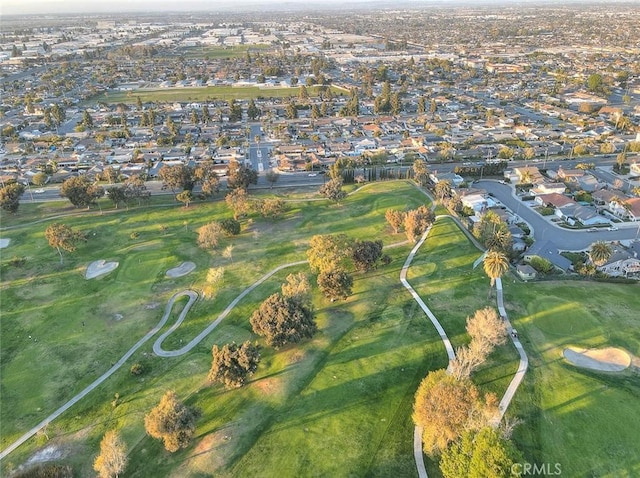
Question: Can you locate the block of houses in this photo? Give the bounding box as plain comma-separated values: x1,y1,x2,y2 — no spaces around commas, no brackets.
557,204,609,226
535,192,576,209
524,239,572,272
513,166,544,184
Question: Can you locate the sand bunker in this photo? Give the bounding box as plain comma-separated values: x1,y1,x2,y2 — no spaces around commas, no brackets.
0,238,10,249
563,346,631,372
85,260,119,279
166,261,196,278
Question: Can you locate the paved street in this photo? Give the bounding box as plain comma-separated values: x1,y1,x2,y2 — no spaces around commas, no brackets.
475,180,640,250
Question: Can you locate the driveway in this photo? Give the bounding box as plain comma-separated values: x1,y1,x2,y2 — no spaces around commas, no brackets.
475,180,640,250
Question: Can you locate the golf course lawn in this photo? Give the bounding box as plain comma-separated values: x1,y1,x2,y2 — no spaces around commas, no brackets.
502,282,640,478
1,180,639,477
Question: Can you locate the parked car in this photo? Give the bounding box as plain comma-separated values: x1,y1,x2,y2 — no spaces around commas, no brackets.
34,189,45,193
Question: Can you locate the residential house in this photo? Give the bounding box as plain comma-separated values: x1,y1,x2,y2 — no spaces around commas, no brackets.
516,264,537,281
597,247,640,277
459,192,496,213
524,240,572,272
609,197,640,222
429,171,464,187
530,182,567,196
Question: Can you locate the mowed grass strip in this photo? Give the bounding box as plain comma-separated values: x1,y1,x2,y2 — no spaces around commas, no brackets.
503,282,640,477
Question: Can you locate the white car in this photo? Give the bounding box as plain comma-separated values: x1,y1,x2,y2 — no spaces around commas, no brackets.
34,189,45,194
308,173,317,177
607,226,618,231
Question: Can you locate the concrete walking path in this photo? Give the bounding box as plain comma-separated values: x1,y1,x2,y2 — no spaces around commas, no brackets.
404,213,529,477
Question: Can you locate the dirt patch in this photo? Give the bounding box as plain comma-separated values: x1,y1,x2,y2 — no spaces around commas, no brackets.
563,346,631,372
0,238,9,248
85,260,119,279
166,261,196,278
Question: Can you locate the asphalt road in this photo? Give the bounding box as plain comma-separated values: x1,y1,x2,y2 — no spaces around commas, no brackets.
475,180,640,250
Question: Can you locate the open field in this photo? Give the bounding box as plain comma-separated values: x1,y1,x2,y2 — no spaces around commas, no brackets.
178,44,271,59
89,85,348,104
2,181,639,477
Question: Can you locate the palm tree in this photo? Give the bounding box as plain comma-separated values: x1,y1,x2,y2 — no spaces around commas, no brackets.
589,241,612,267
483,250,509,292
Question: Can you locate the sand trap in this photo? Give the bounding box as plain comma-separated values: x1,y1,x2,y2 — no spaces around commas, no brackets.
85,260,119,279
563,346,631,372
0,238,10,248
166,261,196,278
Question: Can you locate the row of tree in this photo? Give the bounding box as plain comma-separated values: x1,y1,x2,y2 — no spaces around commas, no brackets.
385,205,436,242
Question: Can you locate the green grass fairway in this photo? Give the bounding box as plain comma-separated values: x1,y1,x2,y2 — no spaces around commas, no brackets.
504,282,640,477
90,85,348,104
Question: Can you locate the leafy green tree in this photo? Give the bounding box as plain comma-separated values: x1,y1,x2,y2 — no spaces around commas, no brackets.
440,427,522,478
265,169,279,189
197,222,223,250
385,209,406,234
225,188,251,220
122,175,150,207
317,268,353,300
106,186,126,209
435,180,453,201
319,178,347,203
81,110,94,129
60,176,95,208
247,99,260,120
194,162,220,198
281,272,312,308
158,164,194,196
0,183,25,214
228,99,242,122
413,369,498,455
220,218,241,236
259,198,286,218
45,223,85,264
351,239,384,272
144,390,200,452
209,341,261,389
250,293,317,348
176,190,193,208
93,430,127,478
404,205,435,242
227,161,258,190
306,233,353,273
32,172,48,187
412,159,430,186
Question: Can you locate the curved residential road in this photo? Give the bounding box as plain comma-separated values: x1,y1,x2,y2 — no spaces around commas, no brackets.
475,180,639,250
0,290,198,461
405,213,529,477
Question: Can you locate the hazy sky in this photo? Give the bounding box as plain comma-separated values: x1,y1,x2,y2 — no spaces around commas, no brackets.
4,0,386,16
